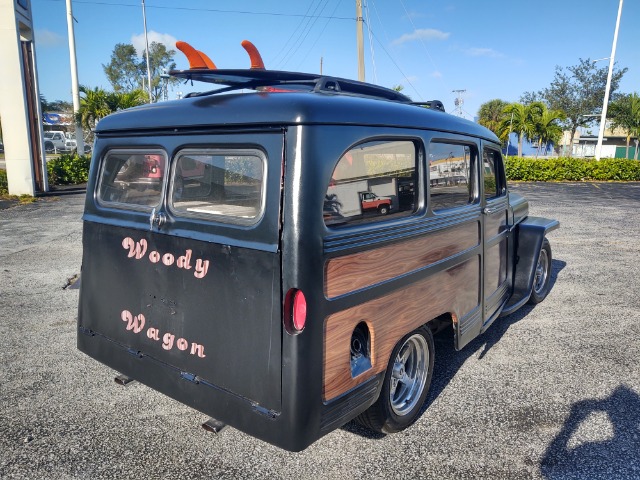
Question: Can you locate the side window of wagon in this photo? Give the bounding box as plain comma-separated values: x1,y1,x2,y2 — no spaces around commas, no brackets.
97,150,166,209
482,149,507,199
324,140,419,227
428,142,477,212
169,149,265,225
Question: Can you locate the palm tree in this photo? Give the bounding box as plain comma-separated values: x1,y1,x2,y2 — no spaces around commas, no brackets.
106,89,148,111
498,102,544,157
77,87,147,132
609,93,640,159
76,86,111,131
533,107,566,157
477,99,509,140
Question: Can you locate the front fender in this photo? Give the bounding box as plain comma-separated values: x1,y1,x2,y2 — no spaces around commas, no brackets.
501,216,559,316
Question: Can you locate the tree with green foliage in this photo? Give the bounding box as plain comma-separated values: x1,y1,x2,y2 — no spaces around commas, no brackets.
532,106,566,157
498,102,544,157
76,86,146,131
39,95,73,113
144,42,178,100
609,92,640,160
477,99,509,140
538,59,627,156
76,86,110,131
103,44,141,92
103,42,177,101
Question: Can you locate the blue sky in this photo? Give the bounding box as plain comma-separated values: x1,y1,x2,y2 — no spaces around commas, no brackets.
32,0,639,119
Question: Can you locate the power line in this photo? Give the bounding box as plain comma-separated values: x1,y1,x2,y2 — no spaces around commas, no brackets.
397,0,449,93
38,0,354,20
278,0,330,70
295,0,343,70
364,0,378,83
365,26,422,100
269,0,319,66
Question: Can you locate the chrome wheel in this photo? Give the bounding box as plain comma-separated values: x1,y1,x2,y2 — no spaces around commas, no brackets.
390,333,430,416
533,247,549,295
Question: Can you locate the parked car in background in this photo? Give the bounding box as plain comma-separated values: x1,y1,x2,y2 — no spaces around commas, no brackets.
43,131,76,153
359,191,392,215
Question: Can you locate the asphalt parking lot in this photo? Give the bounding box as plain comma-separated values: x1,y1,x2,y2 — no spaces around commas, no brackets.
1,182,639,479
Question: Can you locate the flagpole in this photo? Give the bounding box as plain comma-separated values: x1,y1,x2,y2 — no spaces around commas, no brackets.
142,0,153,103
65,0,85,153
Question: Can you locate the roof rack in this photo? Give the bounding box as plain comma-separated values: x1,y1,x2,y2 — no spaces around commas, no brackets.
170,40,445,111
170,69,412,102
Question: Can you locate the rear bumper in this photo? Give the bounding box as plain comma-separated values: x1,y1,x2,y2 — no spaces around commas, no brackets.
78,327,382,451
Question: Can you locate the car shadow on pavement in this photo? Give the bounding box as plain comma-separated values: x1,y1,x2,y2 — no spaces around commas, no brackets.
539,385,640,479
342,258,566,440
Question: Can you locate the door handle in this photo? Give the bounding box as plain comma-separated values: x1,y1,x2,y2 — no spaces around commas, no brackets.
483,206,497,215
150,208,167,229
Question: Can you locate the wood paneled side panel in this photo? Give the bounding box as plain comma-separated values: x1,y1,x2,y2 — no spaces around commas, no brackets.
323,257,479,401
324,222,479,298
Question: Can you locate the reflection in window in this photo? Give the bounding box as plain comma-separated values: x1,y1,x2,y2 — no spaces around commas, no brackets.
324,140,418,227
429,143,476,212
170,150,264,224
98,150,165,208
483,149,506,199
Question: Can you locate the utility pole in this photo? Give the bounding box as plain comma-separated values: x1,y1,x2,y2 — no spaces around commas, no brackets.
355,0,365,81
320,56,323,75
595,0,623,160
65,0,84,154
142,0,153,103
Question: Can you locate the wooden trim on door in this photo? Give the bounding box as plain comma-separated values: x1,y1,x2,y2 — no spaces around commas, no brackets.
324,222,479,298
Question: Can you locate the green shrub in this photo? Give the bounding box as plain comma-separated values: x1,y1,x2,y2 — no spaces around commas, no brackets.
505,157,640,182
0,169,8,195
47,153,91,185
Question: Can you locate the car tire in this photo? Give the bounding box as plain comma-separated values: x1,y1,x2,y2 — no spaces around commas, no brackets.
356,325,434,434
528,238,552,304
378,205,389,215
44,141,54,153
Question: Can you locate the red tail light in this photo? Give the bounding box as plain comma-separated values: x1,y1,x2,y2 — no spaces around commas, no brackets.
285,289,307,334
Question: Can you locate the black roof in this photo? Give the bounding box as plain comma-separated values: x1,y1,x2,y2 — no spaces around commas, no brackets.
96,69,498,143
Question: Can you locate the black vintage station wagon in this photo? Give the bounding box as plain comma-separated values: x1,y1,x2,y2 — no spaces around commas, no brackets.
78,41,558,452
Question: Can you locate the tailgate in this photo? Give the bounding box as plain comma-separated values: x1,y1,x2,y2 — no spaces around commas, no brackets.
78,131,285,413
78,222,282,410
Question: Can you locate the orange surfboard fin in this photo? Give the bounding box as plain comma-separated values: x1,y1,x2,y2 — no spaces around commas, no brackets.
176,41,215,69
241,40,265,70
197,50,217,69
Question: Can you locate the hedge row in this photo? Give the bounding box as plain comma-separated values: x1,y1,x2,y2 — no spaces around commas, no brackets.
0,169,8,195
505,157,640,182
2,155,639,194
47,154,91,185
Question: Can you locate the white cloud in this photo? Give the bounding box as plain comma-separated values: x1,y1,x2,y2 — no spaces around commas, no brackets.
464,47,504,58
131,31,178,56
431,71,443,79
392,29,450,46
36,29,65,48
